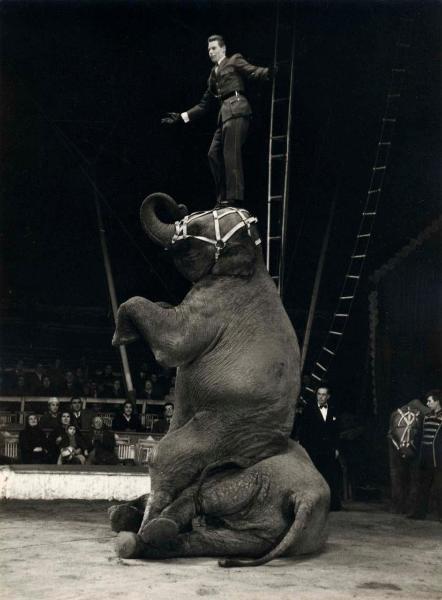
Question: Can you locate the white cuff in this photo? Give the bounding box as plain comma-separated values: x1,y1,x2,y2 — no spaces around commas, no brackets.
181,112,190,123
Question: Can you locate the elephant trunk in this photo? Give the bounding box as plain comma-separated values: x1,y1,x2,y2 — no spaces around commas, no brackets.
140,192,187,247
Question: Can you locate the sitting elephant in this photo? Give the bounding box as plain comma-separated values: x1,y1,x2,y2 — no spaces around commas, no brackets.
112,193,301,541
110,441,330,567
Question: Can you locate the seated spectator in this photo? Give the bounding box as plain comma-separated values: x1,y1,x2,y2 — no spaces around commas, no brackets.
140,380,154,400
150,373,165,400
57,424,88,465
59,370,82,397
39,397,61,431
108,379,124,399
37,375,57,397
19,413,49,464
135,363,151,395
102,364,115,396
47,410,72,463
74,367,86,388
69,397,94,430
48,358,64,391
28,362,46,395
112,401,143,432
86,416,118,465
9,373,28,396
152,402,174,434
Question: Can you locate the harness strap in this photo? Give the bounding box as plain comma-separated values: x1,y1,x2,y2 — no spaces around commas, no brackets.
170,207,261,261
391,408,418,451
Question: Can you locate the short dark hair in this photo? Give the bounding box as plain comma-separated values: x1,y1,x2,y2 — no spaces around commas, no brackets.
208,35,225,48
425,389,442,403
164,402,174,410
316,385,331,395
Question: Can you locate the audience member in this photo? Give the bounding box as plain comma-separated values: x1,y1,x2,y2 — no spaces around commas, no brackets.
135,362,151,395
112,401,143,432
296,386,342,511
408,389,442,520
86,416,118,465
38,375,57,396
150,373,165,400
57,424,87,465
69,397,94,430
58,371,81,397
140,380,154,400
102,364,115,396
47,410,72,463
48,358,64,390
28,362,46,394
19,413,49,464
152,402,174,434
39,397,61,431
10,373,28,396
108,379,124,399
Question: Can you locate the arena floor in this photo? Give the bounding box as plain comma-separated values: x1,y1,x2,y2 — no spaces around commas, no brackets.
0,500,441,600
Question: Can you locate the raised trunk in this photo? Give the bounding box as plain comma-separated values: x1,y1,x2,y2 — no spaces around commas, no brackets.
140,193,187,247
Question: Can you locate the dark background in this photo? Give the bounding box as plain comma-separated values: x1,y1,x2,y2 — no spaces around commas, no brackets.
1,0,440,412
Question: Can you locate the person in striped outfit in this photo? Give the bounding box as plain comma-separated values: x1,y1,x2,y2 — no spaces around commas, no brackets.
407,389,442,520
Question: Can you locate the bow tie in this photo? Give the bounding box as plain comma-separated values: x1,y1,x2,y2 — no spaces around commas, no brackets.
318,404,328,410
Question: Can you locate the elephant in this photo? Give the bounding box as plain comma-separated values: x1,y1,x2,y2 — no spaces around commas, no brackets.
387,399,430,514
109,440,330,567
112,193,301,543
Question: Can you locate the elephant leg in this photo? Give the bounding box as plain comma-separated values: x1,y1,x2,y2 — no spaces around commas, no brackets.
112,302,141,346
141,466,262,548
108,494,150,533
116,527,270,560
142,412,224,524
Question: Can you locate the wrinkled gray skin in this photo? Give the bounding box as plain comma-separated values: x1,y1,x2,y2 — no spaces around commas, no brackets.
110,441,330,567
112,193,300,542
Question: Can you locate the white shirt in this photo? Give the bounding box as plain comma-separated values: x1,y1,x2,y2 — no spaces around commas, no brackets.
318,404,328,421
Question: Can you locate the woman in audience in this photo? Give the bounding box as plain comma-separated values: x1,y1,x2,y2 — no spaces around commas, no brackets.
47,410,72,463
19,413,49,464
112,401,143,432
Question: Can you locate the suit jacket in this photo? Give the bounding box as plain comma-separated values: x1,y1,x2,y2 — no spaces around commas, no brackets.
297,401,340,460
186,53,269,125
70,410,94,431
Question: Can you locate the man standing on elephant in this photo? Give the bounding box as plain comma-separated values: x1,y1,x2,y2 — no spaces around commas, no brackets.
161,35,272,208
297,386,342,511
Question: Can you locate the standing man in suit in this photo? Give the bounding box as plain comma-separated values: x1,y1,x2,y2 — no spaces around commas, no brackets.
162,35,272,208
297,386,342,511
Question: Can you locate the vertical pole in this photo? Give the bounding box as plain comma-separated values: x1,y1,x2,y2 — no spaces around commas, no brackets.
300,198,336,372
93,190,135,399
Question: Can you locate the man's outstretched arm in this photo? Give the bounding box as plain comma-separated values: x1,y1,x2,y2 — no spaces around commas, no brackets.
231,53,271,81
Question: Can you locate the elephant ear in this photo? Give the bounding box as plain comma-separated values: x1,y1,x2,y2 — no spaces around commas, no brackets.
211,234,257,278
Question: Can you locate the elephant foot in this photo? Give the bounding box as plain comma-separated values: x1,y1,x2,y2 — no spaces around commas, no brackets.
139,517,180,547
109,504,143,533
115,532,145,558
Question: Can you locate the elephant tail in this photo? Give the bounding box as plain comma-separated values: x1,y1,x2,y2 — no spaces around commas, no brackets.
218,493,312,568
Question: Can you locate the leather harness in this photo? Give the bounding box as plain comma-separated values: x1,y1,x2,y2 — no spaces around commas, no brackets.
170,207,261,261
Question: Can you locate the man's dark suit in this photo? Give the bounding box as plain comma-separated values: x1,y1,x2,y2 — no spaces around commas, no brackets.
297,401,342,510
185,53,269,204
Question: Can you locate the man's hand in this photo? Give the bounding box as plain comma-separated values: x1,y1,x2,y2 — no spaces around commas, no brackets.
161,112,181,126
